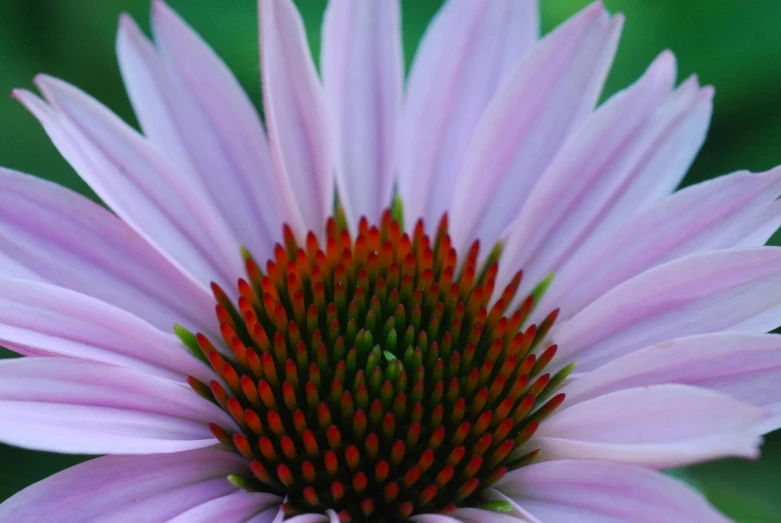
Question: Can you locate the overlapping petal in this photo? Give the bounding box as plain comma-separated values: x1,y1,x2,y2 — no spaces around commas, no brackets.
495,460,729,522
322,0,402,228
561,332,781,433
0,358,230,454
0,447,267,521
117,3,288,262
13,80,243,291
524,385,762,468
259,0,332,237
537,167,781,321
168,491,282,523
397,0,538,229
553,247,781,371
448,1,623,253
497,53,715,299
0,278,213,382
0,168,216,336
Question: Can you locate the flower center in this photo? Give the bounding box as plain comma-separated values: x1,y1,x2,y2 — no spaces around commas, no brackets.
186,209,571,522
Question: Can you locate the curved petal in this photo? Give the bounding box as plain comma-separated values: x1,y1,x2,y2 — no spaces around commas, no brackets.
322,0,402,227
495,460,729,523
0,278,214,383
118,6,286,263
413,510,525,523
561,332,781,433
552,247,781,371
449,2,623,253
498,53,715,298
397,0,538,229
0,447,259,522
168,491,281,523
283,514,331,523
0,358,230,454
259,0,332,237
0,168,216,337
526,385,762,468
13,81,243,291
538,167,781,322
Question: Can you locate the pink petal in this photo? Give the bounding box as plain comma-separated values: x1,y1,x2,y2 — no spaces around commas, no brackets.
553,247,781,371
413,510,525,523
496,459,729,522
448,2,623,253
561,332,781,433
0,167,216,338
0,358,230,454
538,167,781,322
0,278,214,383
0,447,265,521
118,6,289,263
168,491,282,522
322,0,402,227
283,514,331,523
527,384,762,468
259,0,332,237
13,82,243,291
498,53,715,299
397,0,539,230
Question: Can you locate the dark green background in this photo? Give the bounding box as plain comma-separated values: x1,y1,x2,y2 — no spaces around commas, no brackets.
0,0,780,519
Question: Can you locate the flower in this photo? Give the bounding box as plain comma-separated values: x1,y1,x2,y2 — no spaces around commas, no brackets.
0,0,780,521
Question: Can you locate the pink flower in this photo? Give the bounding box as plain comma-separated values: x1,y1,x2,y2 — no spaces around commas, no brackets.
1,0,780,521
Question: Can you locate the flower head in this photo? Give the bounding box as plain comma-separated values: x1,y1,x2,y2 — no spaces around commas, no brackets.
1,0,780,522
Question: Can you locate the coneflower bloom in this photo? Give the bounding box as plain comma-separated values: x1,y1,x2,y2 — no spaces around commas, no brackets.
1,0,780,521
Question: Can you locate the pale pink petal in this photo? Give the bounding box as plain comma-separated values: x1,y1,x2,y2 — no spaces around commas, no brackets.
409,515,464,523
553,247,781,371
168,491,281,522
283,514,331,523
449,2,623,253
322,0,402,227
397,0,538,229
13,82,243,291
412,509,526,523
498,53,716,298
118,7,288,263
495,460,729,523
249,507,286,523
0,278,213,383
561,332,781,433
538,167,781,322
0,358,230,454
0,167,216,337
525,385,762,468
0,447,262,522
259,0,332,237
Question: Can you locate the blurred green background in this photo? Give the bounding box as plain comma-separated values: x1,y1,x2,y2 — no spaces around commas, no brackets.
0,0,780,519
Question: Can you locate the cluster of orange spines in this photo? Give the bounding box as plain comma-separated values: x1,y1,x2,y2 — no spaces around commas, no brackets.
187,210,568,522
